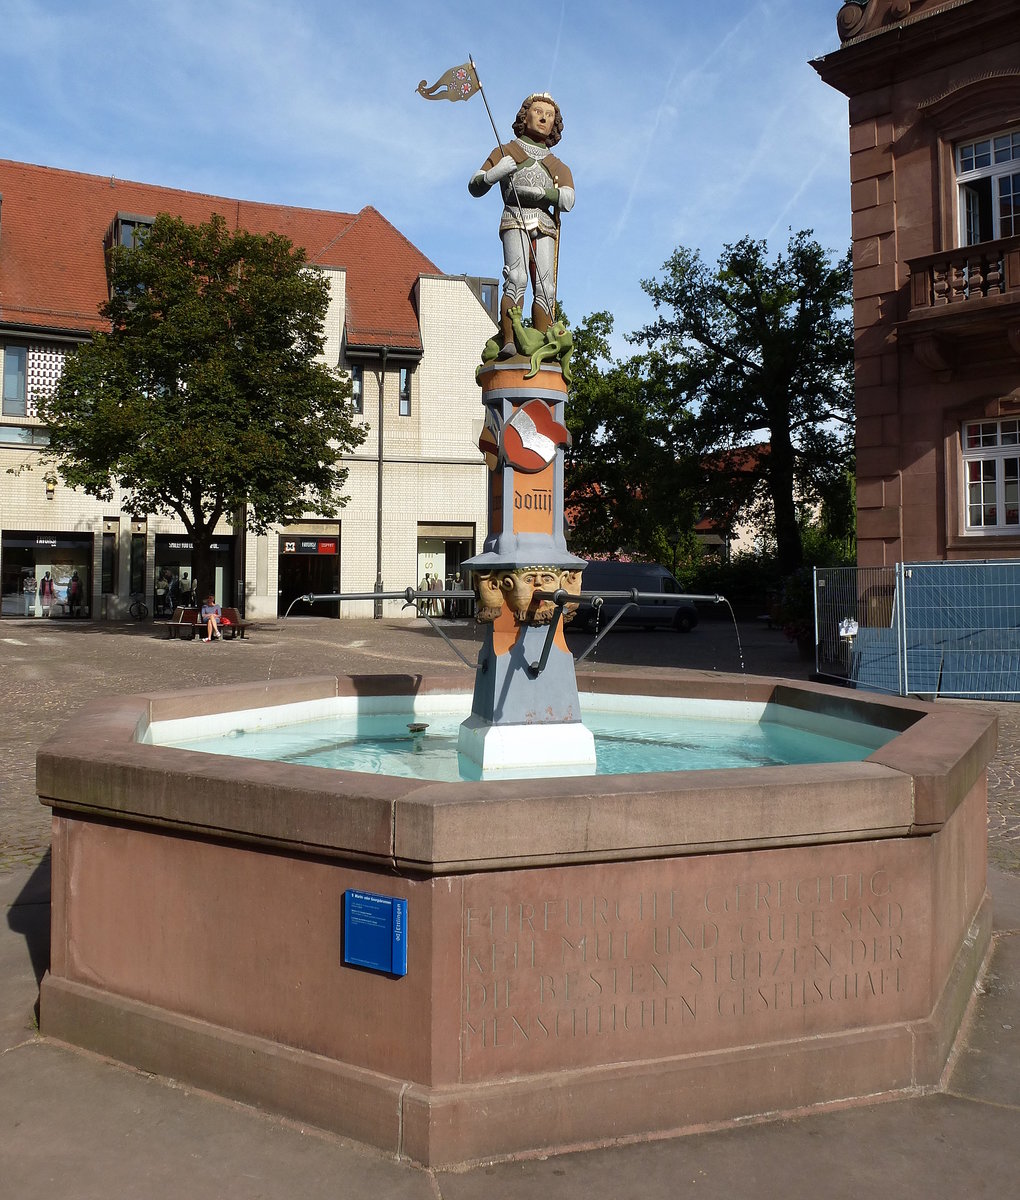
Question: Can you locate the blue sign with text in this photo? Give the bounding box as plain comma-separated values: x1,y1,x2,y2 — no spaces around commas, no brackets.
343,889,408,977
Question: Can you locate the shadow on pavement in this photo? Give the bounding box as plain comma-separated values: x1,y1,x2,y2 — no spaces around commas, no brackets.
6,851,51,997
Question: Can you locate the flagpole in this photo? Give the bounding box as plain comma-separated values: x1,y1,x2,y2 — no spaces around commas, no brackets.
468,56,555,322
552,178,561,315
469,56,509,160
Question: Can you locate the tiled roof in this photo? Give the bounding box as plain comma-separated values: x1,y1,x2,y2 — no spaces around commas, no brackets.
0,159,439,350
695,445,769,533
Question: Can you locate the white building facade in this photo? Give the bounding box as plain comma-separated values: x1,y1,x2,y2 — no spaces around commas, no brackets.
0,160,496,621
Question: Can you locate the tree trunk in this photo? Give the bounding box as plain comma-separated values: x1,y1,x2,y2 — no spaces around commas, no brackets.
190,529,217,609
767,428,803,576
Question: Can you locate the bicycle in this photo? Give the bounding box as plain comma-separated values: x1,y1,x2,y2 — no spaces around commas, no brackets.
128,594,150,620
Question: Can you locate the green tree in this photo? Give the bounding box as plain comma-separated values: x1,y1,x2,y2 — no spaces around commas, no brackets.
634,230,853,575
39,213,364,597
565,311,700,574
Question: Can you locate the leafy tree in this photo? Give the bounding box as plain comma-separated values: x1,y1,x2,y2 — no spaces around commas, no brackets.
39,213,364,597
565,311,700,574
633,230,853,575
816,465,857,561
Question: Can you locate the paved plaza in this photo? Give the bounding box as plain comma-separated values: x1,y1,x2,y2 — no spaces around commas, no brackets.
1,613,1018,1197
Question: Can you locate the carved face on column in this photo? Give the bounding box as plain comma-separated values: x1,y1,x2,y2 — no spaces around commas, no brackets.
513,568,560,623
558,569,582,623
475,572,506,622
502,571,534,620
476,567,580,624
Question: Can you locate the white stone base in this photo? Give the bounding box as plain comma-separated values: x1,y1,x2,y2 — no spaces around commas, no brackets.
458,715,597,775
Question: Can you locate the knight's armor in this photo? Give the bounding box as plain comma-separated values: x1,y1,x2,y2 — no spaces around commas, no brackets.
498,141,567,238
470,120,574,342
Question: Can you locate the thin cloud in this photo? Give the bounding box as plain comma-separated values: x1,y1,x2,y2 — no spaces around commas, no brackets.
546,0,567,95
4,0,854,341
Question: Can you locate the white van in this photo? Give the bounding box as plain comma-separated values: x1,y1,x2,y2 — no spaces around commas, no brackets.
572,561,699,633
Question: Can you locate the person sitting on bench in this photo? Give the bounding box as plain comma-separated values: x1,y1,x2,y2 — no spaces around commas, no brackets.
201,595,222,642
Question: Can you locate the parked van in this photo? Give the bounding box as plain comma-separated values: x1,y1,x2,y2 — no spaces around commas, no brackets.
571,561,699,632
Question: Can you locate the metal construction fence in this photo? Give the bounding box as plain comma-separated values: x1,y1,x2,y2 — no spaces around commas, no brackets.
814,560,1020,700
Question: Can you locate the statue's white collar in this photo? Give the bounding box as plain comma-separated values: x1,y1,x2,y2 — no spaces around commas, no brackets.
515,138,551,160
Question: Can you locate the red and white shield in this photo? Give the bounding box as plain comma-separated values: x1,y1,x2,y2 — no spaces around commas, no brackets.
477,418,500,471
500,400,569,472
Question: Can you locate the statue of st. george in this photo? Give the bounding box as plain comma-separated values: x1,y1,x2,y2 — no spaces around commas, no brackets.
469,93,574,358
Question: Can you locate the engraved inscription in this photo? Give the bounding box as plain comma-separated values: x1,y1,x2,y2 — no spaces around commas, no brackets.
461,868,913,1062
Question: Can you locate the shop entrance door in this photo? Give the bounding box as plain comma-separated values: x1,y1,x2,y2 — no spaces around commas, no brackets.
277,535,340,617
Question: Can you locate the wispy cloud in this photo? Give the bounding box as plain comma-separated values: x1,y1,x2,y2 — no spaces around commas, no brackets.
4,0,853,343
546,0,568,95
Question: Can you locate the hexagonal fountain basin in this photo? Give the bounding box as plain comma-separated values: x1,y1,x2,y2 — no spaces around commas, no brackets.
37,670,996,1166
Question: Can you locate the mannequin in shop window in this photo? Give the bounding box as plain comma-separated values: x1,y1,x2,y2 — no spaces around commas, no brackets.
155,568,171,616
40,572,55,616
23,574,37,617
67,572,82,618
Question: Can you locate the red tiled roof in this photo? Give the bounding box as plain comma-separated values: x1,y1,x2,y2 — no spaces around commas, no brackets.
0,159,439,350
695,444,769,532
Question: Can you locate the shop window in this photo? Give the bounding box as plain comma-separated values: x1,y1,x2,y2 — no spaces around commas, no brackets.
130,533,147,595
2,345,27,417
963,419,1020,530
399,367,411,416
957,125,1020,245
101,533,119,594
350,364,363,414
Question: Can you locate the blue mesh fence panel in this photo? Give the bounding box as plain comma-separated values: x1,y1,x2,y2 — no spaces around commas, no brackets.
824,561,1020,700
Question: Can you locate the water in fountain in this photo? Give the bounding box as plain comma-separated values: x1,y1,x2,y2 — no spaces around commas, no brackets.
155,691,893,783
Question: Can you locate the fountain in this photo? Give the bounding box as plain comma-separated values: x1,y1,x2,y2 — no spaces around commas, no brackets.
37,84,995,1167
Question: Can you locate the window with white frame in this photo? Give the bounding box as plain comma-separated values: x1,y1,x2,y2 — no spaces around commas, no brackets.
2,345,27,417
349,364,363,414
963,419,1020,531
957,125,1020,245
398,367,411,416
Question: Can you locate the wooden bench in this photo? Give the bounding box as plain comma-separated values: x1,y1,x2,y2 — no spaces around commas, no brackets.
220,607,250,639
166,606,250,640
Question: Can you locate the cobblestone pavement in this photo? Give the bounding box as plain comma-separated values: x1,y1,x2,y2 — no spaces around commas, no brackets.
1,614,1017,874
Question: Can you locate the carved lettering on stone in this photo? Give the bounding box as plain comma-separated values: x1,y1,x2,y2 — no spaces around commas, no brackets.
460,864,920,1074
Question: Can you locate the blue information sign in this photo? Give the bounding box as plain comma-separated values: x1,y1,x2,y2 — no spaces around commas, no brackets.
343,889,408,977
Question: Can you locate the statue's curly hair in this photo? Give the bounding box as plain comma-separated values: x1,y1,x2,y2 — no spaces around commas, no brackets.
512,93,563,147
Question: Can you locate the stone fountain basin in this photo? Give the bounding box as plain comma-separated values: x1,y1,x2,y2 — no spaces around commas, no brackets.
37,670,995,1166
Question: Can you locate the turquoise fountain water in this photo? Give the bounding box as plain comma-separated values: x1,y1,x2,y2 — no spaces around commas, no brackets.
151,693,894,783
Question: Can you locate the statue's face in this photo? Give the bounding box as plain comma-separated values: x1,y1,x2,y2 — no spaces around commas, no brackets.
525,100,556,142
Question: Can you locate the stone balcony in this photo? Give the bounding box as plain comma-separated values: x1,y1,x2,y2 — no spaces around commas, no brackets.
909,235,1020,310
903,236,1020,374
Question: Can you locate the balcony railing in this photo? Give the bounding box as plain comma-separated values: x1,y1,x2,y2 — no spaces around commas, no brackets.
908,235,1020,315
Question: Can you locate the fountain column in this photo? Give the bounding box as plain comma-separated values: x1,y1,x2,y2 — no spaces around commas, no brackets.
456,87,592,772
458,357,595,773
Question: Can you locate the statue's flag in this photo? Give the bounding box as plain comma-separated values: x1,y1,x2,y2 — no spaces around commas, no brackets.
417,62,480,102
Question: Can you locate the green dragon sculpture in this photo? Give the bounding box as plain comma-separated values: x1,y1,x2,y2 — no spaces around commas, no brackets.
479,306,573,382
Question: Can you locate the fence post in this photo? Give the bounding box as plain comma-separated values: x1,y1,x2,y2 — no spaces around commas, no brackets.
892,564,902,700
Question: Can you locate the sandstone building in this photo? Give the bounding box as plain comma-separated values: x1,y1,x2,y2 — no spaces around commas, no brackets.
814,0,1020,566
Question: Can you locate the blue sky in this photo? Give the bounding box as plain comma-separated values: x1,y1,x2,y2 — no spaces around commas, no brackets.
3,0,851,352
